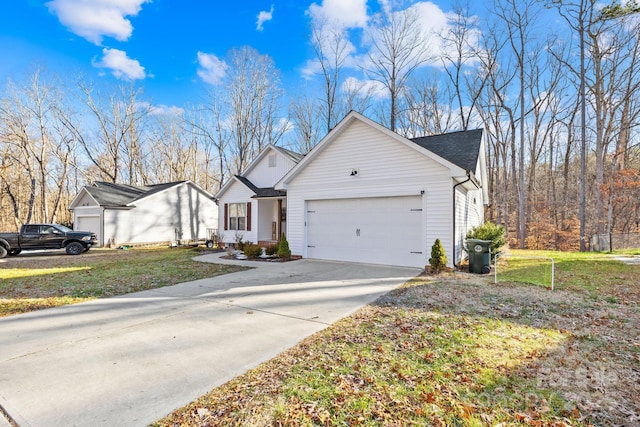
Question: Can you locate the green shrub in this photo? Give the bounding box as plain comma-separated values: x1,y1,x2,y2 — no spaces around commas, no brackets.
234,232,246,250
242,243,262,259
265,243,279,256
428,238,448,273
278,232,291,259
466,221,506,259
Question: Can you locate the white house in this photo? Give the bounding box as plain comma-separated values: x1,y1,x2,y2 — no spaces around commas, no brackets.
275,111,489,268
69,181,218,247
214,144,303,246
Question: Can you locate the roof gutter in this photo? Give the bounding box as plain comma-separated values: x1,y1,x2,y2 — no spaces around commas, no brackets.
452,171,480,268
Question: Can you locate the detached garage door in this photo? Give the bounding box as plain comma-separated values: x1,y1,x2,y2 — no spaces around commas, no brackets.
306,196,423,267
76,215,102,246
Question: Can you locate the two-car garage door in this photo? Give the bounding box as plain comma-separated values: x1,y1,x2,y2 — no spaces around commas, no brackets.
306,196,423,267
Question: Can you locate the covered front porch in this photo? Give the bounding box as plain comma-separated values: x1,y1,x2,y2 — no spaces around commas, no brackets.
254,196,286,247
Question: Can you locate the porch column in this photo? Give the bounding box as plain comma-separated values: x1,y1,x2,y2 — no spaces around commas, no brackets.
277,198,282,240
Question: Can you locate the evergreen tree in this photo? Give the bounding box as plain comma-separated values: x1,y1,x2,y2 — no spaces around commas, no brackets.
278,232,291,259
429,239,447,273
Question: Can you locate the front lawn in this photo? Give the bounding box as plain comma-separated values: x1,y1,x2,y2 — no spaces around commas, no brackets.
0,248,248,317
155,250,640,426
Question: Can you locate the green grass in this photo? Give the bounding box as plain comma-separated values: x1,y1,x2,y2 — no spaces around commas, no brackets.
155,250,640,426
270,310,569,426
0,248,248,317
496,249,639,296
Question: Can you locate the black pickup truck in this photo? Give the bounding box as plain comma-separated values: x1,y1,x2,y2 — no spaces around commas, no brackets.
0,224,98,258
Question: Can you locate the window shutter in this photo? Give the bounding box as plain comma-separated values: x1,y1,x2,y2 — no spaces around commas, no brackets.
246,202,252,231
224,203,228,230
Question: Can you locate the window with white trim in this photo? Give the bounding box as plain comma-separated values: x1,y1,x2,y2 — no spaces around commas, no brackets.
229,203,246,230
268,154,276,167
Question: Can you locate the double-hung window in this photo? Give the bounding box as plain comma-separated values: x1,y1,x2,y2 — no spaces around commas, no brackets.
229,203,246,231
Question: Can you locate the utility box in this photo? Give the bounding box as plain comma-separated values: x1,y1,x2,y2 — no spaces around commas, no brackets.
465,239,492,274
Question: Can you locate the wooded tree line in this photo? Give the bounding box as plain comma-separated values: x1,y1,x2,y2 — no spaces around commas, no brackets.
1,1,639,250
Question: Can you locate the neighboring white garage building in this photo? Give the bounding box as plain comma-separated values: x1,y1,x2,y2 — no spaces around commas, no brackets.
275,111,489,268
69,181,218,247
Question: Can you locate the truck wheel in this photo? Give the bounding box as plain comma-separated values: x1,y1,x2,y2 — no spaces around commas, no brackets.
7,249,22,256
66,242,84,255
0,246,6,259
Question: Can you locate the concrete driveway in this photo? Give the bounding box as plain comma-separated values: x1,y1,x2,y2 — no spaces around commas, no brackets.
0,254,420,427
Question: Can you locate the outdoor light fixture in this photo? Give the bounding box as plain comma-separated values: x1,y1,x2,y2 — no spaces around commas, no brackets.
350,169,358,176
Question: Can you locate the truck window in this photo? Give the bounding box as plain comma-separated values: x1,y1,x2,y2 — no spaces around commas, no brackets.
23,225,40,234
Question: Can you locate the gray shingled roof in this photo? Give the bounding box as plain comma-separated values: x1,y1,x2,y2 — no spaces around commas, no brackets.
274,145,305,163
86,181,186,206
410,129,483,172
235,176,287,198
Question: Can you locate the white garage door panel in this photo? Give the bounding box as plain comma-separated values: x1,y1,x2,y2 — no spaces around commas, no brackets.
307,196,423,267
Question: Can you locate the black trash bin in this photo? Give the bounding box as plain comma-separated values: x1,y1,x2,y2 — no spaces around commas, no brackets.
465,239,491,274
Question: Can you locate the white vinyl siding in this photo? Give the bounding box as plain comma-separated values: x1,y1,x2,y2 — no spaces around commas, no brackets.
217,181,256,244
103,182,217,246
246,149,298,188
285,119,454,268
75,192,98,207
455,186,484,261
258,199,279,241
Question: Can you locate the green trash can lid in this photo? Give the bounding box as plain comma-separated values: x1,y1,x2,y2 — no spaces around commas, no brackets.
464,239,491,253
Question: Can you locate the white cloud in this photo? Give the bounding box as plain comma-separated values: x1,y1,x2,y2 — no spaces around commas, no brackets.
301,58,322,80
342,77,387,100
256,5,274,31
307,0,368,29
93,48,146,80
135,101,184,116
46,0,150,45
197,52,228,85
365,2,449,67
149,104,184,116
411,2,449,39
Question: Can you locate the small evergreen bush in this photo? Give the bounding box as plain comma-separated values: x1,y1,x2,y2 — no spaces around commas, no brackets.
428,238,448,273
466,221,506,259
265,243,279,256
242,242,262,258
278,232,291,259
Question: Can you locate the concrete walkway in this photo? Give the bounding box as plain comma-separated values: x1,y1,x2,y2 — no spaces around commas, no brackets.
611,255,640,265
0,254,420,427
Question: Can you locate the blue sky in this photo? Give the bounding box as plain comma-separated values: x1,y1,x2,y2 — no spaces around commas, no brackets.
1,0,460,109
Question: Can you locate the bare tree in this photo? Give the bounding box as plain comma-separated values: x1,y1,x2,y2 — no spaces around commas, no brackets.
365,5,430,131
549,0,596,250
310,19,351,132
182,93,228,192
402,75,456,137
340,77,376,118
224,46,285,174
475,20,517,233
289,93,323,154
493,0,543,248
67,80,149,184
439,2,487,130
0,69,76,226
